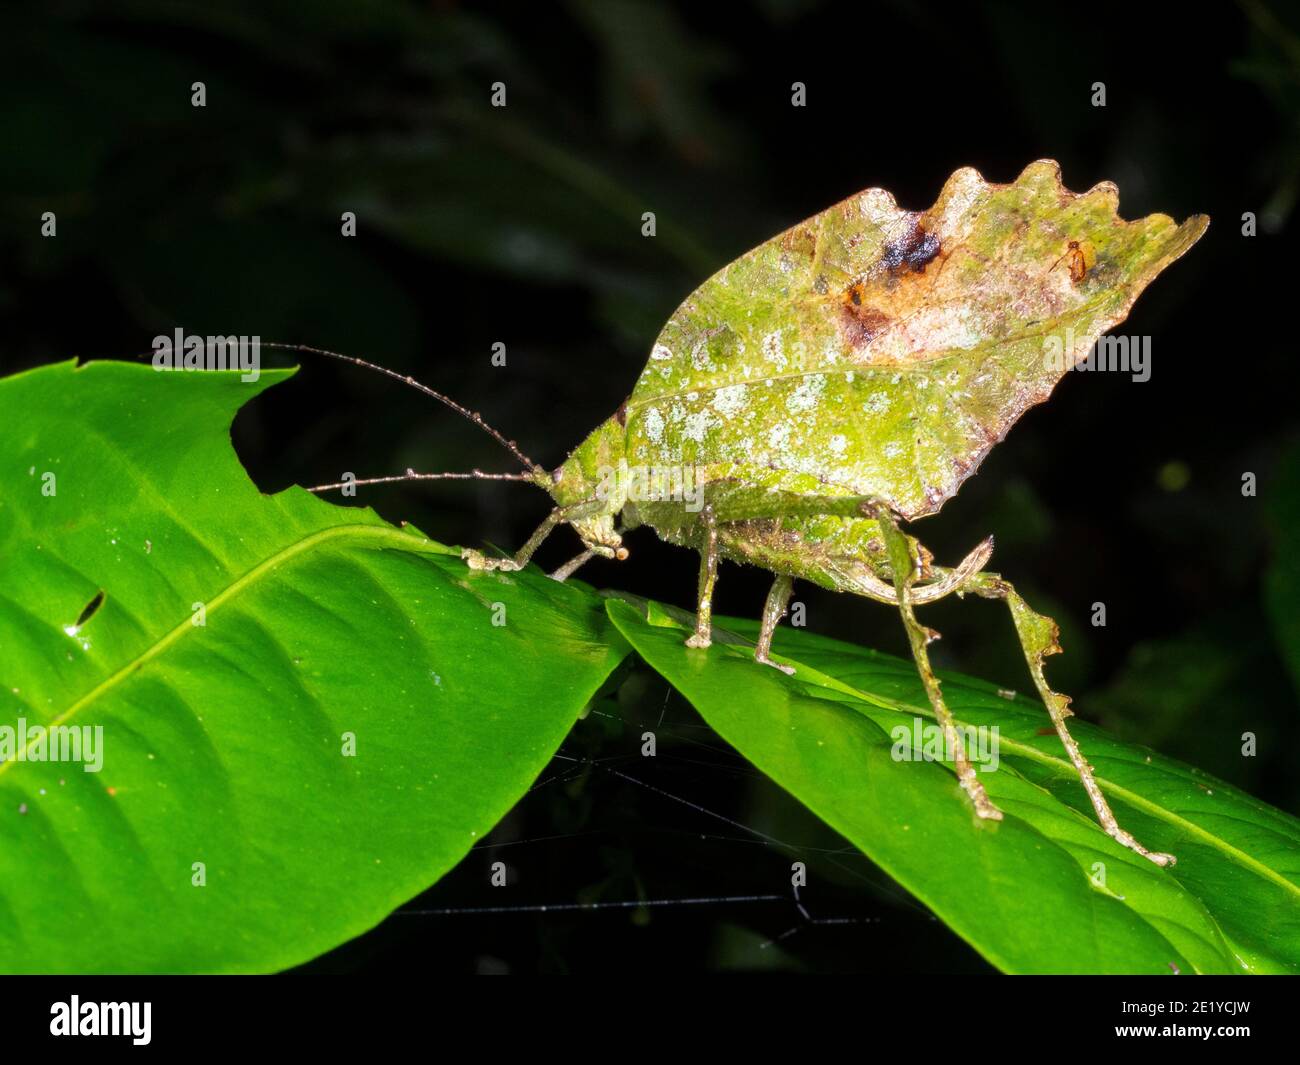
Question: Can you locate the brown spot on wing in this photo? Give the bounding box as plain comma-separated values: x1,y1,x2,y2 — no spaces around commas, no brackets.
779,224,818,261
881,220,941,275
833,218,947,352
839,283,893,347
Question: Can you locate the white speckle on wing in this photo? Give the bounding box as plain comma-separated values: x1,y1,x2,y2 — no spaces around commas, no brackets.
761,330,787,370
864,391,891,414
651,344,673,361
786,373,827,414
768,423,792,451
829,434,848,456
644,407,664,444
713,383,747,418
683,411,716,442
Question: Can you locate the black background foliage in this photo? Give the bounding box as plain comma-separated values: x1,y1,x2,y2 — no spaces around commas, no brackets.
2,1,1297,973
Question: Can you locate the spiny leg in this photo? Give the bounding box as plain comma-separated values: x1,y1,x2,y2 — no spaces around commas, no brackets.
550,523,632,582
465,502,627,574
685,504,718,649
872,505,1003,821
965,572,1175,867
549,548,596,582
463,507,564,572
754,574,795,675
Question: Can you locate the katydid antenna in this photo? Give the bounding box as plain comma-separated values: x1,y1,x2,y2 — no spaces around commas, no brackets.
256,342,550,494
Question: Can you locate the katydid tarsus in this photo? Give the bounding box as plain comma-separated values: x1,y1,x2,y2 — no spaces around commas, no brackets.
297,160,1208,868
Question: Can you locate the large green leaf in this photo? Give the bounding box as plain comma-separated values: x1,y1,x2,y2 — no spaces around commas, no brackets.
606,597,1300,974
0,360,629,973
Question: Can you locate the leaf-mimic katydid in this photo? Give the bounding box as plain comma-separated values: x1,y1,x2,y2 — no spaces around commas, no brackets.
290,160,1208,867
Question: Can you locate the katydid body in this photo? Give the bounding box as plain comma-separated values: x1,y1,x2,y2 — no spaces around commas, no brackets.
467,421,1175,863
314,161,1207,869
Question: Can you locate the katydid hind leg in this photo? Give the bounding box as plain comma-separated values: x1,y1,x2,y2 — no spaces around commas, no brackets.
754,574,796,675
685,505,718,649
966,573,1176,867
872,506,1004,821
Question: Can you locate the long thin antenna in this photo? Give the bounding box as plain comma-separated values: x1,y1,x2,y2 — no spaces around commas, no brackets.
260,342,542,473
306,469,537,494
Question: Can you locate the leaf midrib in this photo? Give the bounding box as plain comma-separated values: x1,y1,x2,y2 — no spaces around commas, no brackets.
0,522,451,778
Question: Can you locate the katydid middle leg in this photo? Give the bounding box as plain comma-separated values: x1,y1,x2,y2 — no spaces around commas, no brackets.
550,521,634,583
686,504,718,649
754,573,796,675
549,548,597,582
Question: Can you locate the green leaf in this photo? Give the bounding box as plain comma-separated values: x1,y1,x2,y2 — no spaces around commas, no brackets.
605,597,1300,974
0,360,629,973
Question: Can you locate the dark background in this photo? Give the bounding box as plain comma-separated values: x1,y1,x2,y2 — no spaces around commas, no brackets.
3,0,1297,973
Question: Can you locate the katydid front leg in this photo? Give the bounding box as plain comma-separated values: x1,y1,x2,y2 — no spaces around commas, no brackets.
754,573,795,675
873,505,1003,822
464,501,626,574
463,507,564,572
964,572,1176,867
685,504,718,649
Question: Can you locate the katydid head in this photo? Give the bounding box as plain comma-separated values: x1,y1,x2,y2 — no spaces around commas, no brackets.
277,343,630,565
548,412,629,559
